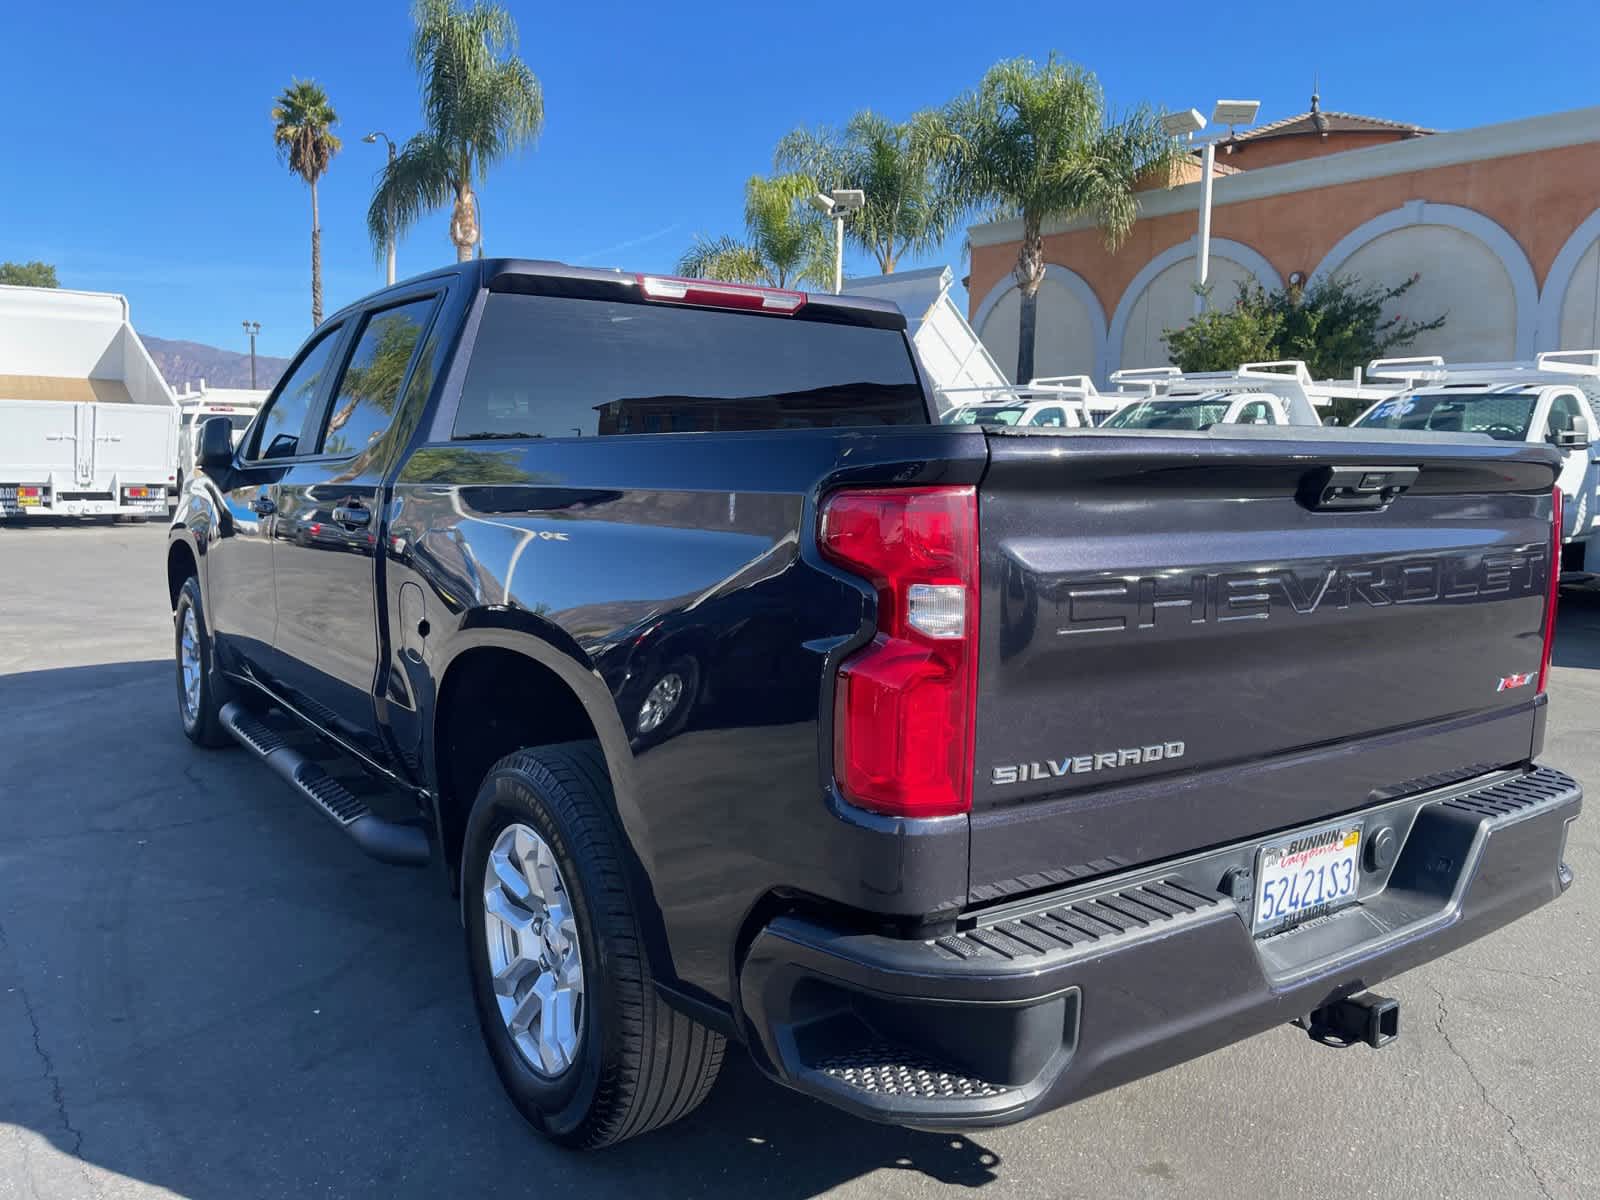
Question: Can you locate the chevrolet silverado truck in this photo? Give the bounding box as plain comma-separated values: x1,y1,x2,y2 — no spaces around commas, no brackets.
167,258,1581,1149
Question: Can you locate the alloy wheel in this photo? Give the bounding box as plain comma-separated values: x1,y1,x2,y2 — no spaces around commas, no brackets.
482,822,586,1076
636,672,684,735
179,607,202,724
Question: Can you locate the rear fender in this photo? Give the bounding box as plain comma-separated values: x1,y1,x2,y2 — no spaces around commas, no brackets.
427,618,676,982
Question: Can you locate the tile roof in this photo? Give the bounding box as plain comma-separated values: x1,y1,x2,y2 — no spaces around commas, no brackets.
1224,95,1434,144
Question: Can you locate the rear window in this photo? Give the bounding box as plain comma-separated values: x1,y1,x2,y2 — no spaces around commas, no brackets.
948,405,1026,425
1354,391,1537,440
453,293,927,439
1102,398,1234,430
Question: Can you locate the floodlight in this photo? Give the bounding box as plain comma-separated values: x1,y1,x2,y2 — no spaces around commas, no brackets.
1211,99,1261,128
1160,108,1206,138
810,193,835,215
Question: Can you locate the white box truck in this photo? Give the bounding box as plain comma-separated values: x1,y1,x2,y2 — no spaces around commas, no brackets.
0,285,179,520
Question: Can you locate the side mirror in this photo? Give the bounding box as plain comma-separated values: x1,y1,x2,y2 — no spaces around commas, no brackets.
1556,415,1591,449
196,416,236,472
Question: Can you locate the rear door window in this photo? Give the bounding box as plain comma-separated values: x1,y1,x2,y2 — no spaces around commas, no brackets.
453,294,926,439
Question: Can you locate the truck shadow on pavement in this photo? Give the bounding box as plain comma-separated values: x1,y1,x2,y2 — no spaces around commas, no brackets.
0,660,1002,1199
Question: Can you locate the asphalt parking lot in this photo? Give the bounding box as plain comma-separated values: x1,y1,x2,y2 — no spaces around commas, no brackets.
1,520,1596,1200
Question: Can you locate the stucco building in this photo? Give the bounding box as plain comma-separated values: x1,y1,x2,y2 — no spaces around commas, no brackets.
967,101,1600,382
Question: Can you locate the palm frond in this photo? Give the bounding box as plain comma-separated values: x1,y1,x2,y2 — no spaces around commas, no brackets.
931,54,1181,251
367,133,458,256
775,111,958,273
744,173,831,289
676,235,770,285
271,78,340,186
385,0,543,253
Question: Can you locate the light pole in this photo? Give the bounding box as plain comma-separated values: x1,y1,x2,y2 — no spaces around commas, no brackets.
241,320,261,389
809,188,865,294
1161,99,1261,315
363,131,398,286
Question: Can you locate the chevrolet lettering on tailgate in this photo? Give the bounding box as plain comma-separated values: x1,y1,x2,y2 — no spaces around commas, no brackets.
1055,549,1548,636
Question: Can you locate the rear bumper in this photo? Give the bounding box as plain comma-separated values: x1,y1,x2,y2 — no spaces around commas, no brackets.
738,765,1581,1128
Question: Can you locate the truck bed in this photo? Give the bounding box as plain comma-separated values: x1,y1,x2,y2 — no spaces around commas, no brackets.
0,374,134,404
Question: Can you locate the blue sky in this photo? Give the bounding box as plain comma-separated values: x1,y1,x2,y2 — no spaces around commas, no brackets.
2,0,1597,358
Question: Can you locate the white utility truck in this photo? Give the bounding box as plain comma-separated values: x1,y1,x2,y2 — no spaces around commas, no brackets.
1354,351,1600,577
175,385,266,495
1102,360,1397,429
0,285,179,520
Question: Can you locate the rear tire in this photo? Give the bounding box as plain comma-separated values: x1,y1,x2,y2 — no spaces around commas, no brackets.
174,576,231,748
462,742,724,1147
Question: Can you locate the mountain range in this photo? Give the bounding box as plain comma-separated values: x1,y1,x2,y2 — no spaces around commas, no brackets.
144,335,289,393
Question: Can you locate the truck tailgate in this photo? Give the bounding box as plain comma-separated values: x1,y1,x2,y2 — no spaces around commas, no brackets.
0,400,77,477
969,427,1560,904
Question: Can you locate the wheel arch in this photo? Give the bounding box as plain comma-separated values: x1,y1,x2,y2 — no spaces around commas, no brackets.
427,621,659,915
166,534,201,609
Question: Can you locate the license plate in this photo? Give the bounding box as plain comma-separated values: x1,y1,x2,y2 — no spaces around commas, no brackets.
1252,821,1363,935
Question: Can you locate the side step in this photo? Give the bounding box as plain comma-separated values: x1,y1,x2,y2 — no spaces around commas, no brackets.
219,701,431,867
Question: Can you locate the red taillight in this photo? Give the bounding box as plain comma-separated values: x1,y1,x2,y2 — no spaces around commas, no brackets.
635,273,806,315
1539,485,1563,694
819,486,978,819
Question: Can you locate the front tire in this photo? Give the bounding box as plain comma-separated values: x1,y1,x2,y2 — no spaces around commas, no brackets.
174,576,231,748
462,742,724,1147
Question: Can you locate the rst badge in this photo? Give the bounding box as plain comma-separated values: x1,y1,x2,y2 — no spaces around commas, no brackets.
1497,671,1535,692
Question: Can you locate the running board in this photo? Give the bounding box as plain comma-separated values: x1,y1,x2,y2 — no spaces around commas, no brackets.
219,701,431,867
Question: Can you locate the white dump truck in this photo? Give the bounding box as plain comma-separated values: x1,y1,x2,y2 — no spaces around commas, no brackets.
0,285,179,520
840,268,1148,427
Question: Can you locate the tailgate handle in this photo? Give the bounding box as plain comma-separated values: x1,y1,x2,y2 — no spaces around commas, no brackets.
1300,465,1419,512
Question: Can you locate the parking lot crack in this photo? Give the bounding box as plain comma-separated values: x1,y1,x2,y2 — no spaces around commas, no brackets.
1429,984,1553,1200
0,924,83,1159
0,917,102,1197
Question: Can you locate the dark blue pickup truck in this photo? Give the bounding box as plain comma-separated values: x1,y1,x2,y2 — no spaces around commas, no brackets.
167,258,1580,1148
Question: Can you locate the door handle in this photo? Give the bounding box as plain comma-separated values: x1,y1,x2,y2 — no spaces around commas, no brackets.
251,496,276,516
332,504,371,527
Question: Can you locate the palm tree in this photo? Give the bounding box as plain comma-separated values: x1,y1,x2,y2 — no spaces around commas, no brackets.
677,174,833,289
368,0,544,264
774,111,953,275
928,55,1179,381
272,79,341,326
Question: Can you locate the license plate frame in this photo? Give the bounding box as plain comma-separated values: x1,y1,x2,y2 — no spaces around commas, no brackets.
1252,820,1364,936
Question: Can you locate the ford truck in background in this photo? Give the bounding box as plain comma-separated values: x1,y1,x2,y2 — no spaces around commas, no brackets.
167,258,1581,1148
0,284,179,520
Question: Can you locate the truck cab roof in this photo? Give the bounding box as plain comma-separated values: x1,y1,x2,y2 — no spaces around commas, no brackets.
330,258,909,332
